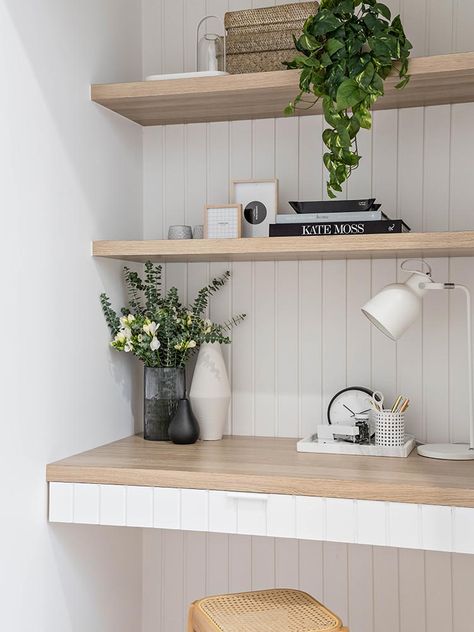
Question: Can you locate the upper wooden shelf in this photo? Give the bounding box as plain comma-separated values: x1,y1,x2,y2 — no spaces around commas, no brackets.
93,231,474,263
47,435,474,507
91,53,474,126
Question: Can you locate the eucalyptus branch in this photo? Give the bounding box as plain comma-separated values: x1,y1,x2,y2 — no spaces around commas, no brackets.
100,263,245,368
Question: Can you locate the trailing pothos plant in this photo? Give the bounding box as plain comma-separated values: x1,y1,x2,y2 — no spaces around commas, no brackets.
284,0,412,197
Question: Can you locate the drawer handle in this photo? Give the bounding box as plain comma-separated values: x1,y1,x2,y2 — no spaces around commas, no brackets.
227,492,269,501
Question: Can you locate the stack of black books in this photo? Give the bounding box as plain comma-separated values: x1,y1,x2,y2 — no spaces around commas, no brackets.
269,199,410,237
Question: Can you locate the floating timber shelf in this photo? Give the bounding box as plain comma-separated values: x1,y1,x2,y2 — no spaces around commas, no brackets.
92,231,474,263
91,53,474,126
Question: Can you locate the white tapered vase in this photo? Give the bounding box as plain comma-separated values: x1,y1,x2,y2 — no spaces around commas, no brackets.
189,342,231,440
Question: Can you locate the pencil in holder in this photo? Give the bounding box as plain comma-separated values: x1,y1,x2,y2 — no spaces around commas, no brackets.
374,410,405,447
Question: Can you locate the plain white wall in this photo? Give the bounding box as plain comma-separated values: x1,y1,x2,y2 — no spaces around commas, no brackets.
0,2,143,630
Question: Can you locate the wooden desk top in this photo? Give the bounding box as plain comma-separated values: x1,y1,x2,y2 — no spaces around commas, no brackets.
46,435,474,507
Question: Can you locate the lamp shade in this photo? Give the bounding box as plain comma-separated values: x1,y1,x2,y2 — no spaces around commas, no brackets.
361,272,432,340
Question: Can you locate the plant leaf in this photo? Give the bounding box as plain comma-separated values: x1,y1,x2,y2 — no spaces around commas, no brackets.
311,9,342,36
375,2,391,20
336,78,365,111
326,38,344,56
395,75,410,89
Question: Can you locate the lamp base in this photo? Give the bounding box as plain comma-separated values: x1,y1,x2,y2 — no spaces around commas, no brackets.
417,443,474,460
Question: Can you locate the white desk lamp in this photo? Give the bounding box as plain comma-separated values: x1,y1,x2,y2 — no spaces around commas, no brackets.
361,259,474,460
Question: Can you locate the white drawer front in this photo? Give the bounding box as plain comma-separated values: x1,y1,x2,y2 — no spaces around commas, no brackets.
181,489,209,531
49,482,74,523
422,504,452,552
100,485,126,526
209,491,238,533
73,483,99,524
267,494,296,538
326,498,356,544
389,502,421,549
48,483,474,555
453,507,474,554
356,500,387,547
231,492,268,536
154,487,181,529
295,496,324,540
126,486,153,528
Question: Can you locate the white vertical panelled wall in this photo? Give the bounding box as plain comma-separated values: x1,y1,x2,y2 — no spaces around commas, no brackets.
141,1,474,631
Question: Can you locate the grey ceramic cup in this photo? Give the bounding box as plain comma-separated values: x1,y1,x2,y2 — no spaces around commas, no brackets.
193,225,204,239
168,225,193,240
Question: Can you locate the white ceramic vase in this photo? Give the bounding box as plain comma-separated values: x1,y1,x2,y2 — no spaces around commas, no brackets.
189,342,230,440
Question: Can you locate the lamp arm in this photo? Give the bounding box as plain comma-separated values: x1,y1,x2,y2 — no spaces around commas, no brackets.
420,282,474,449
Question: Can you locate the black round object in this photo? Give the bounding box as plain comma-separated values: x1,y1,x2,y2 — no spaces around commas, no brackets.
244,201,267,225
327,386,373,424
168,398,200,444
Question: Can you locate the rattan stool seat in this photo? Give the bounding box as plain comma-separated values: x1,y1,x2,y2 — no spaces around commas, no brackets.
188,588,348,632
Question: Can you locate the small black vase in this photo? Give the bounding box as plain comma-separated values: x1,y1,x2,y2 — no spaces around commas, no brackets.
168,398,200,445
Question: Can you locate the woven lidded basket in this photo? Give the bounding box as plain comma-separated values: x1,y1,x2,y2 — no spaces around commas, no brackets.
224,1,318,74
226,27,302,55
226,49,296,74
225,2,318,30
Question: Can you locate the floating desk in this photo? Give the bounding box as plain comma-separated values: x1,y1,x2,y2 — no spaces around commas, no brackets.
47,435,474,554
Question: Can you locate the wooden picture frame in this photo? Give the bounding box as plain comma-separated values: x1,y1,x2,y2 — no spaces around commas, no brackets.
204,204,242,239
231,178,279,238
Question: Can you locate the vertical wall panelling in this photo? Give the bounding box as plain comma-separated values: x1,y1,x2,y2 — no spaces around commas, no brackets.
373,548,400,632
142,530,163,632
424,552,453,632
230,120,254,434
452,553,474,632
398,549,427,632
323,542,349,624
251,536,275,590
229,535,253,593
322,260,347,413
141,2,474,631
348,545,374,632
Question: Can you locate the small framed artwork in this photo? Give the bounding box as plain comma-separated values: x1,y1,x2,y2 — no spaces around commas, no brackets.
204,204,242,239
231,179,278,237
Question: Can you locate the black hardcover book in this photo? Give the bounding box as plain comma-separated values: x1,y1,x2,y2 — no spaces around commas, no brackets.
269,219,410,237
289,198,376,214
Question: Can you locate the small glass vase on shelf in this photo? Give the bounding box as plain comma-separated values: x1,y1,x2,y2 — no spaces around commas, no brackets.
144,367,185,441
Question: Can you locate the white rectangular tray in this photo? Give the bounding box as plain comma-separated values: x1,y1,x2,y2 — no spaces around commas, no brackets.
297,434,416,457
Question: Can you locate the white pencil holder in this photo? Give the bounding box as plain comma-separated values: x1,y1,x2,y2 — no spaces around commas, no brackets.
374,410,405,447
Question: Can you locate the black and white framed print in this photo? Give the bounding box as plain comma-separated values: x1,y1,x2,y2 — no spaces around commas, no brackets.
204,204,242,239
231,179,278,237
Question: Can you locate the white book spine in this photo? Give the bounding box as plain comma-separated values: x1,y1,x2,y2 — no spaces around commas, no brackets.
276,211,382,224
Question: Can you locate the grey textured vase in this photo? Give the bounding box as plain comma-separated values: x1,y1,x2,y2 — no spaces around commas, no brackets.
144,367,185,441
168,225,193,240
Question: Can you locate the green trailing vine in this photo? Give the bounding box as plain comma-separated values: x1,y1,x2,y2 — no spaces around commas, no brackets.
284,0,412,198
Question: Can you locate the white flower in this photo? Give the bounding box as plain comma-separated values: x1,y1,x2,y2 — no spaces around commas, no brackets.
137,334,144,342
188,340,197,348
124,340,133,353
114,331,126,344
150,337,160,351
143,321,159,336
123,327,132,339
120,314,135,327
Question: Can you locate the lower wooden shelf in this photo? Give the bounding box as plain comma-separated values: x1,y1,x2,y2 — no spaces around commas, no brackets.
92,231,474,263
